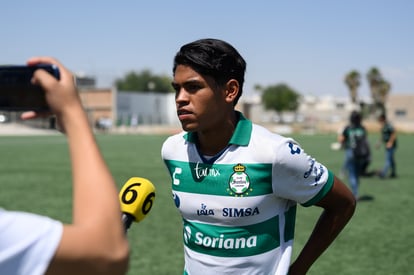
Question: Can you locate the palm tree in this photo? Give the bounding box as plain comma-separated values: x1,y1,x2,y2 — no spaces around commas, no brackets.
367,67,392,116
366,67,383,105
344,70,361,103
378,80,391,104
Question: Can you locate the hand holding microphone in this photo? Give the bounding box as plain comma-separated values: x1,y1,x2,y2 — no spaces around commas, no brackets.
119,177,156,232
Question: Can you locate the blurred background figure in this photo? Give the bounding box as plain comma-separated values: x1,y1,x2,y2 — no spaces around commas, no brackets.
376,113,398,179
339,111,371,199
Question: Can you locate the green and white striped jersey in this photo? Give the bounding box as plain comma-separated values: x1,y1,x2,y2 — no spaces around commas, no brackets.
162,112,334,275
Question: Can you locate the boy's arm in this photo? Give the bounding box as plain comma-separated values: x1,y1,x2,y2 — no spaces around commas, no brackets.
289,176,356,275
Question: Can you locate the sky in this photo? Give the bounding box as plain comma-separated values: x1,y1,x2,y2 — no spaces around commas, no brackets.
2,1,413,99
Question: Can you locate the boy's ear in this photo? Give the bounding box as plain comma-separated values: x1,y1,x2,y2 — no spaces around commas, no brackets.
225,79,239,103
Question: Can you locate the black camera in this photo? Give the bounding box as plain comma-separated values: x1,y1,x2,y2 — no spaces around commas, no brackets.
0,64,60,111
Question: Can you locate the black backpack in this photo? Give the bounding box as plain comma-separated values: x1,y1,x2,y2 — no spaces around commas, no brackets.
348,126,370,159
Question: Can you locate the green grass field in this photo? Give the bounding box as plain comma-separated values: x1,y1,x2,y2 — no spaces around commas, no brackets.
0,132,412,274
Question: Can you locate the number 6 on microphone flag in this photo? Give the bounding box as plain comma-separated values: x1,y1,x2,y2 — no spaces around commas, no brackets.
119,177,156,223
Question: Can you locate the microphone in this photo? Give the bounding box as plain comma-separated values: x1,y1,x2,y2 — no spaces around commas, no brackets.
119,177,156,231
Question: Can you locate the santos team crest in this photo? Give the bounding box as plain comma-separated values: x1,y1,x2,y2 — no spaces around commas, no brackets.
227,164,252,197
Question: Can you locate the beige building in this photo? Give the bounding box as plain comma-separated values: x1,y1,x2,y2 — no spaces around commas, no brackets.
239,93,414,134
78,88,116,127
385,94,414,133
6,84,412,134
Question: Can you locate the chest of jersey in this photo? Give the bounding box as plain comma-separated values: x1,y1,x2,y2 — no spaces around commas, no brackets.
166,160,291,226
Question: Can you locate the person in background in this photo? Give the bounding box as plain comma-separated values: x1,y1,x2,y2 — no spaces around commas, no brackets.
338,110,370,199
161,38,356,275
376,113,398,178
0,57,129,275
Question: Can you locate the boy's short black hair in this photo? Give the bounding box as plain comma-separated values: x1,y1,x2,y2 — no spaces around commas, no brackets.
173,38,246,105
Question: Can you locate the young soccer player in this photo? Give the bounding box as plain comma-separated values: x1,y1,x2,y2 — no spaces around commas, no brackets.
162,38,356,275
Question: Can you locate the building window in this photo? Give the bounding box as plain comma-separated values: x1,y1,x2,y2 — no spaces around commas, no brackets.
336,102,345,109
394,109,407,117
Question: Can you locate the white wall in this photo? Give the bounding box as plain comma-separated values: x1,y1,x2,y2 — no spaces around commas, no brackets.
116,92,179,126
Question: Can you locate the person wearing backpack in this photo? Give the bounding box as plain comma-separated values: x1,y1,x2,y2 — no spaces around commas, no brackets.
339,110,370,199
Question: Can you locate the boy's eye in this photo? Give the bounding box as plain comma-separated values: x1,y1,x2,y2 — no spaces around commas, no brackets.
172,81,203,95
185,84,201,93
171,83,180,92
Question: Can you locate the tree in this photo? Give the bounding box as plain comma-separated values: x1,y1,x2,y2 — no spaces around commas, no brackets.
261,83,301,123
115,69,174,93
378,79,391,105
366,67,390,115
344,70,361,103
366,67,383,105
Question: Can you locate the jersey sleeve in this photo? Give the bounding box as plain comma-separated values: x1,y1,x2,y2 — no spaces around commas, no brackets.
0,209,63,275
271,138,334,206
